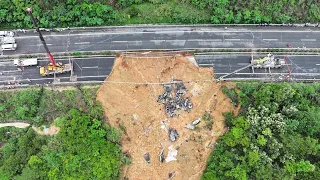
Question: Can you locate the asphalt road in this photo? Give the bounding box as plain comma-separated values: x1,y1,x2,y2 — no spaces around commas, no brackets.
195,54,320,81
0,56,114,87
3,26,320,56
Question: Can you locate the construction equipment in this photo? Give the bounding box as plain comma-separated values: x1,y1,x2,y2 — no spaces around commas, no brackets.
217,54,287,81
26,7,72,77
251,53,286,69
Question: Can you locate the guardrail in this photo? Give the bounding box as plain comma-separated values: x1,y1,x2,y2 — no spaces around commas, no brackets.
3,23,319,32
1,48,320,61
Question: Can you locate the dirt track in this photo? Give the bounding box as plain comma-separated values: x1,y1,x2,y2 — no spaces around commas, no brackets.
97,53,238,180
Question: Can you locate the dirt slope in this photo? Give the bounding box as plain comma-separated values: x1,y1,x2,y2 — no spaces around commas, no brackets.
97,53,238,180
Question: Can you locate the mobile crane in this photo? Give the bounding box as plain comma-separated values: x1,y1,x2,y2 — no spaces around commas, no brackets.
217,54,287,82
26,8,72,77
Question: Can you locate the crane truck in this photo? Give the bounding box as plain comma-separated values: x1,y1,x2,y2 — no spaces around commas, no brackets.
217,54,287,82
26,8,72,77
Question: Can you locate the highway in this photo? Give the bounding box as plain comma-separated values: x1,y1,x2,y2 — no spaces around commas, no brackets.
0,53,319,87
0,56,114,87
3,26,320,56
195,54,320,81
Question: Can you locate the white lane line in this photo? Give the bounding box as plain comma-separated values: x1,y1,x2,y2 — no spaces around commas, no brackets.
262,39,278,41
316,64,320,65
301,39,316,41
82,66,98,69
225,39,240,41
112,41,128,43
74,42,90,44
188,39,222,42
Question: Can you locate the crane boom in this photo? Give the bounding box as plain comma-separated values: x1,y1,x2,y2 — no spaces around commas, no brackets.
26,8,56,66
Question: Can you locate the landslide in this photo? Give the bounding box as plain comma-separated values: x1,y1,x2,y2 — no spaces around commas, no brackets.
96,52,238,180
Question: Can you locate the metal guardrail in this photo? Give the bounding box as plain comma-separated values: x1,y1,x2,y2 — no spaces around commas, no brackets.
2,23,319,32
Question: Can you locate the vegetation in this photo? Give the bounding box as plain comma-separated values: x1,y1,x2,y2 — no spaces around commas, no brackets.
202,82,320,180
222,86,239,106
1,0,319,29
0,87,125,179
0,86,103,125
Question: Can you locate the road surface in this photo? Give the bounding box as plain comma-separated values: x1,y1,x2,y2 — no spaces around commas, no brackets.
195,54,320,81
3,26,320,56
0,56,114,87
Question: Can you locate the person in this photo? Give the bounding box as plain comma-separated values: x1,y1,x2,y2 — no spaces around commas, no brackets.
287,43,291,48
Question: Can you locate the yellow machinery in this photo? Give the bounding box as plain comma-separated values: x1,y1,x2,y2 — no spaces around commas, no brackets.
39,62,72,76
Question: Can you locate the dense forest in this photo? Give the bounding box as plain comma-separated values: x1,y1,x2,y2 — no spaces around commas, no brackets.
0,0,319,28
202,83,320,180
0,87,127,179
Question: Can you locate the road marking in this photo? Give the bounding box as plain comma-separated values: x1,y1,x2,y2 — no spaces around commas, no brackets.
188,39,222,42
82,66,98,69
262,39,278,41
301,39,316,41
112,41,128,43
74,42,90,44
225,39,240,41
316,64,320,65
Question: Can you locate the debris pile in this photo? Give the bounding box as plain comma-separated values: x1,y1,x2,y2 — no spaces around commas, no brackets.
144,153,150,163
185,118,201,130
168,128,179,142
157,80,193,117
165,145,178,162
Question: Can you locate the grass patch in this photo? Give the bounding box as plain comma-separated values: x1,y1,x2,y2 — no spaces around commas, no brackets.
120,1,211,24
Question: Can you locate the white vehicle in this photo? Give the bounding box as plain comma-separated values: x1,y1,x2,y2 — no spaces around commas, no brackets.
1,44,17,51
2,37,15,44
0,31,14,37
14,58,38,66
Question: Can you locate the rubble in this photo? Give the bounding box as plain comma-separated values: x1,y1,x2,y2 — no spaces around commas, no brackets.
165,145,178,162
159,148,165,163
157,80,193,117
144,153,150,163
185,118,201,130
168,128,179,142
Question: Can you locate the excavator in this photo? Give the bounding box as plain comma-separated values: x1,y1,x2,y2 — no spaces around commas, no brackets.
26,8,72,77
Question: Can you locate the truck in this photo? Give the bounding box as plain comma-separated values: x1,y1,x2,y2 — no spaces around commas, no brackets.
1,37,17,51
13,58,38,66
0,31,14,37
39,62,72,76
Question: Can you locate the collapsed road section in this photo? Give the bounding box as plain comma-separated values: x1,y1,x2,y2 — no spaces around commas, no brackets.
97,52,239,180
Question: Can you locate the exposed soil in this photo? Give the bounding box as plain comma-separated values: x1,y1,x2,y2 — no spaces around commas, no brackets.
32,125,60,136
97,52,238,180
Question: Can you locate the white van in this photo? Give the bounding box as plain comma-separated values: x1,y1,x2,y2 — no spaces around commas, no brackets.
1,44,17,51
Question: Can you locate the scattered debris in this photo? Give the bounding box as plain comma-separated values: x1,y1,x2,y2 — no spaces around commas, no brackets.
185,118,201,130
144,153,150,163
185,124,195,130
157,80,193,117
192,118,201,126
165,145,178,162
168,128,179,142
143,125,152,136
168,172,176,179
159,148,165,163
